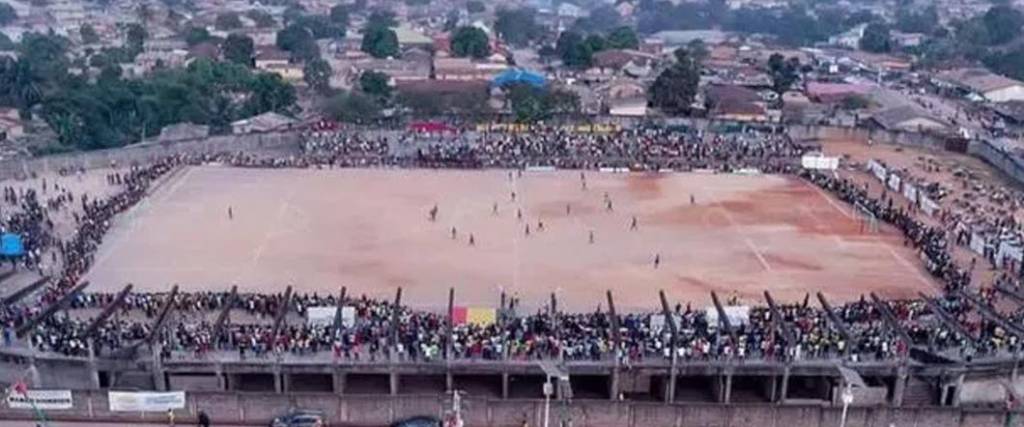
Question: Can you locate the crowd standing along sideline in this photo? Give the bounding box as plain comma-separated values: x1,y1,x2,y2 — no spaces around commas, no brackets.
0,128,1018,367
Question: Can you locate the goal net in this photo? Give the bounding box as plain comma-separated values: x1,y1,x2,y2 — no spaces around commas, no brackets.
854,203,879,234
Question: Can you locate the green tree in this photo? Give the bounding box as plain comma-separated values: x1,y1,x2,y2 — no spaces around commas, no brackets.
184,26,212,46
895,7,938,34
294,14,346,39
126,23,147,52
329,5,349,25
767,53,800,99
556,31,594,68
361,26,399,58
359,70,391,99
367,10,397,28
246,10,277,28
467,0,485,13
277,24,319,61
451,26,490,59
983,5,1024,45
495,8,540,47
215,12,243,30
80,24,100,44
859,23,892,53
0,2,17,25
584,34,607,53
244,73,297,115
606,26,639,49
573,5,621,33
505,84,580,122
648,48,700,116
303,58,332,92
321,91,381,123
222,33,254,66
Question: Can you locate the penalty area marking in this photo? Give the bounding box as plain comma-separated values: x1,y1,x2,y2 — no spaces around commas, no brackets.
886,246,933,288
745,238,772,271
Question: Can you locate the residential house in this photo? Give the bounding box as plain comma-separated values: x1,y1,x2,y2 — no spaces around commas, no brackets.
434,57,508,82
0,108,24,142
828,23,867,49
805,82,873,104
938,68,1024,103
705,85,769,122
557,2,586,19
255,47,290,70
231,112,296,134
350,56,432,83
393,24,433,49
159,122,210,142
590,49,658,77
131,50,189,76
869,105,948,132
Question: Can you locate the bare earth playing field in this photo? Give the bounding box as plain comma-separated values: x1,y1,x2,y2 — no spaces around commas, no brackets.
83,166,938,311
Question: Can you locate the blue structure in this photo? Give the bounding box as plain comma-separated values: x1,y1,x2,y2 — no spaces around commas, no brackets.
492,68,547,89
0,233,24,257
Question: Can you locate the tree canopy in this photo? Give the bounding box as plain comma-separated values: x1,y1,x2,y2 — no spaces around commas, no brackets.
506,84,580,123
303,58,332,92
359,70,391,100
321,91,381,123
495,8,541,47
767,53,800,98
2,45,295,151
222,33,254,67
80,24,100,45
648,47,701,116
859,23,892,53
606,26,639,49
215,12,243,30
361,25,399,59
276,24,319,62
451,26,490,59
0,2,17,25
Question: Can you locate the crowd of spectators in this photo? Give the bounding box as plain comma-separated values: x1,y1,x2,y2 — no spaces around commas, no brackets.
0,128,1020,365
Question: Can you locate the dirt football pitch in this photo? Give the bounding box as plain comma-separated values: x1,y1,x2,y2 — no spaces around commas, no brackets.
83,166,939,311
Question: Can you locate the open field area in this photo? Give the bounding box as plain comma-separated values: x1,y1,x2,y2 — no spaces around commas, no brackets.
83,166,939,311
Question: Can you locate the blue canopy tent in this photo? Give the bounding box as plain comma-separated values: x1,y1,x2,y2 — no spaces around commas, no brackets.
492,68,547,89
0,233,24,257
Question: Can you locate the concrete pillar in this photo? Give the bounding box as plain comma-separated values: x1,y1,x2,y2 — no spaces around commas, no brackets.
951,373,966,407
333,371,346,394
273,371,283,394
446,372,453,393
501,372,510,399
153,344,167,391
779,367,790,404
723,373,733,404
27,356,40,388
892,366,909,407
609,367,620,400
87,341,100,389
390,371,399,396
282,373,291,393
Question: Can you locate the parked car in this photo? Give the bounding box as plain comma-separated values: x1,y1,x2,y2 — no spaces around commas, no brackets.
391,416,441,427
270,410,327,427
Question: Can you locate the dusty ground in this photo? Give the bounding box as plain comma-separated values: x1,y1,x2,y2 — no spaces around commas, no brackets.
820,138,1017,288
80,166,938,312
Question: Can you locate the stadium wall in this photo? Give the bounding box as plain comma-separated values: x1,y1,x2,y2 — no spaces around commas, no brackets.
0,389,1011,427
968,139,1024,186
0,132,301,180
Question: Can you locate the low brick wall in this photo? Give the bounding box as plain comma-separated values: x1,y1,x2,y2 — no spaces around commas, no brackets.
0,390,1011,427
